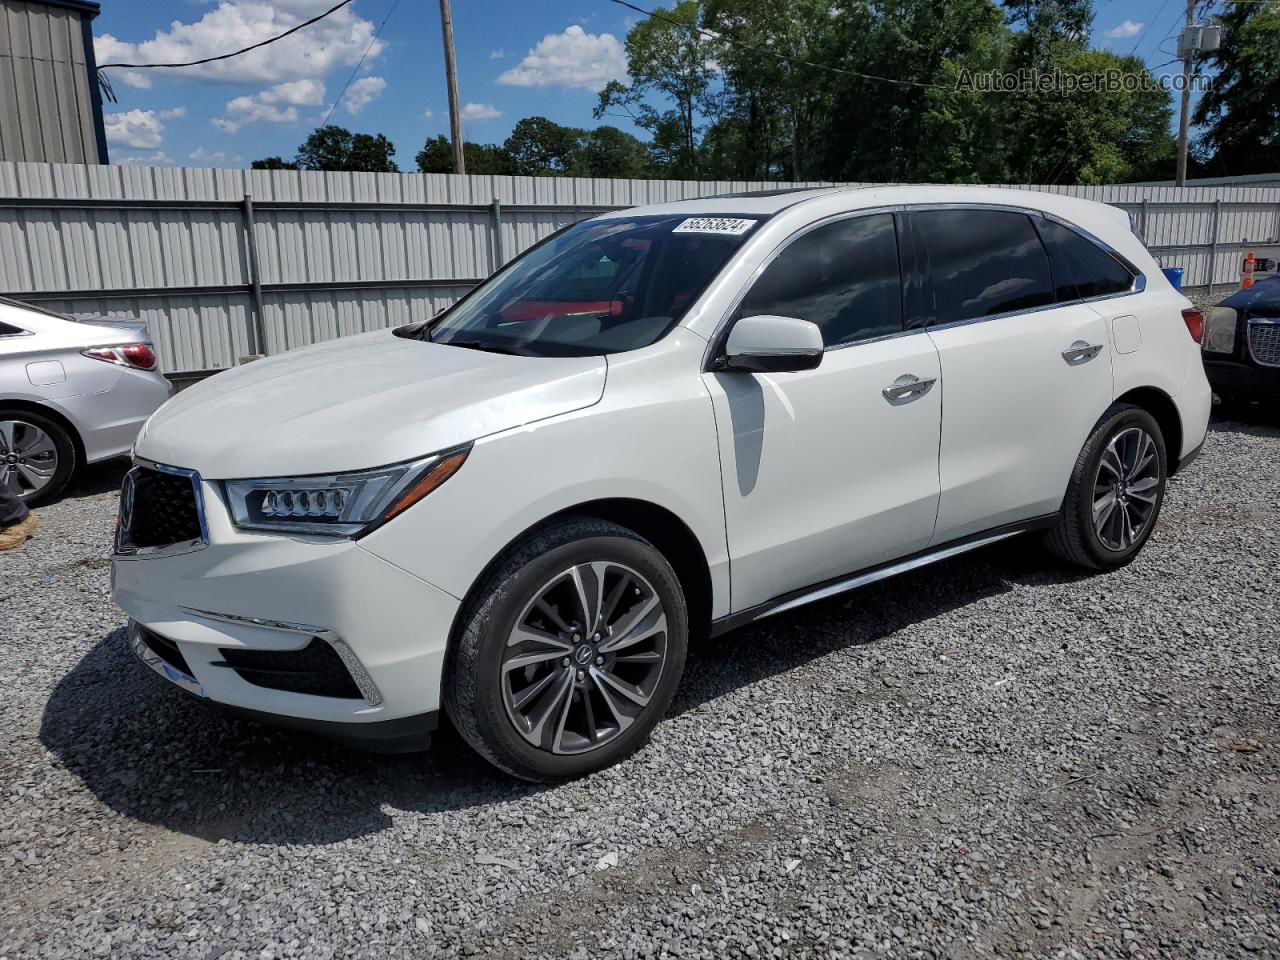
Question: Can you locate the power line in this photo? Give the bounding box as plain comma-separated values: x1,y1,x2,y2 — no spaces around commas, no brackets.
608,0,950,91
319,0,402,129
1128,0,1176,55
97,0,357,71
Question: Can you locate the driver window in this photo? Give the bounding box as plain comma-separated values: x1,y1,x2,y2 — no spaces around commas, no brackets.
738,214,903,349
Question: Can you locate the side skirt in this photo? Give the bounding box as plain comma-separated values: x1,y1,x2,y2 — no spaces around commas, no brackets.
708,515,1059,638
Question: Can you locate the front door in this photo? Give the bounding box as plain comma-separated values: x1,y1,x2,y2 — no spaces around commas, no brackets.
702,213,943,613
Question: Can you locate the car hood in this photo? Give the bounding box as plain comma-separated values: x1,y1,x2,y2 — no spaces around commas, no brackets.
1220,275,1280,315
136,330,607,478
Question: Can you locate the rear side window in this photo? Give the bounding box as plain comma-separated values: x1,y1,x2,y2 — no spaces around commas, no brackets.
1036,218,1136,301
739,213,902,348
0,321,24,336
912,209,1054,324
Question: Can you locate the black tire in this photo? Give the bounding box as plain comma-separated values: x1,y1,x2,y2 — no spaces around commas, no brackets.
1046,403,1167,570
444,517,688,782
0,407,77,507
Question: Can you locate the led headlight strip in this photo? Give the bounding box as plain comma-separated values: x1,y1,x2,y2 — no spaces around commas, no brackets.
224,445,471,538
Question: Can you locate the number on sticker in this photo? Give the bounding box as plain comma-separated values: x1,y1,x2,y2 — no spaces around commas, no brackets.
672,217,756,236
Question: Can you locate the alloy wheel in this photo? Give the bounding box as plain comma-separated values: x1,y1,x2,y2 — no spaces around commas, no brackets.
501,561,668,755
0,420,58,499
1092,426,1160,551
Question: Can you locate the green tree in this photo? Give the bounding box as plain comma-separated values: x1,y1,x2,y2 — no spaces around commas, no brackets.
414,135,514,174
578,126,653,178
1193,1,1280,176
294,126,398,172
504,117,581,175
250,155,300,170
595,1,720,177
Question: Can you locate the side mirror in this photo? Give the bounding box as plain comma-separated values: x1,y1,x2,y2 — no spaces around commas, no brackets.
722,314,823,373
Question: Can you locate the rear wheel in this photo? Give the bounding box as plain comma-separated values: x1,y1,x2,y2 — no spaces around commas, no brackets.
0,409,76,507
444,517,688,781
1046,403,1166,570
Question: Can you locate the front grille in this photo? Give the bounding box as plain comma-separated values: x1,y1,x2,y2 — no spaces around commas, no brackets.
1248,321,1280,367
120,465,203,550
215,640,362,699
138,625,193,676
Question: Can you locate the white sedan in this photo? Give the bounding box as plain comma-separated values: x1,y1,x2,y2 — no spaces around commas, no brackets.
0,297,173,505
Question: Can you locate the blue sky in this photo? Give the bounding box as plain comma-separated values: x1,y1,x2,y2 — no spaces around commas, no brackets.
93,0,1202,170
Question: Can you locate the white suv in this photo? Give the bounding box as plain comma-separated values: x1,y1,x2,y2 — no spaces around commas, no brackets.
113,186,1211,780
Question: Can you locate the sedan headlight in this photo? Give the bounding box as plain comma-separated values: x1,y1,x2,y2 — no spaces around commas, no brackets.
224,446,470,537
1203,306,1238,354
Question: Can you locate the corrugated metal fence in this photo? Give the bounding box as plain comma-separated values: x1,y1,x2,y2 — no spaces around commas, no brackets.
2,161,1279,374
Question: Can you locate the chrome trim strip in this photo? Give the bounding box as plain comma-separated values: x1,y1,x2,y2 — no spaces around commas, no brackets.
113,458,211,560
129,619,207,698
177,606,384,707
760,530,1022,620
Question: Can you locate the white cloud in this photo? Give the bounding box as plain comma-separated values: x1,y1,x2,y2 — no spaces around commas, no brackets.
1105,19,1143,39
497,25,626,92
260,77,326,106
158,106,187,120
190,146,241,164
116,151,174,166
423,107,434,119
213,78,322,132
489,48,505,59
344,75,386,115
104,109,164,148
93,0,384,87
460,102,501,120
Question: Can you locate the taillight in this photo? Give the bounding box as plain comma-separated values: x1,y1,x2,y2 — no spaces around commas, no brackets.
1181,307,1204,344
83,343,157,370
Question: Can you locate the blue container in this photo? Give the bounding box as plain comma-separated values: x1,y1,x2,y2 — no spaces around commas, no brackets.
1161,266,1184,290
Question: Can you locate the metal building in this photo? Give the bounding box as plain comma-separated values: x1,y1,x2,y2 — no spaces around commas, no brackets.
0,0,108,164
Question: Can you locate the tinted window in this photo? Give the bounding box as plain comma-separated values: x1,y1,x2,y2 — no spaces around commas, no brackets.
0,321,23,336
1037,218,1135,300
738,214,902,348
425,214,758,357
914,209,1054,324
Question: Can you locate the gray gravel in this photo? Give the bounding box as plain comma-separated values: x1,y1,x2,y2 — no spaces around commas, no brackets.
2,413,1279,960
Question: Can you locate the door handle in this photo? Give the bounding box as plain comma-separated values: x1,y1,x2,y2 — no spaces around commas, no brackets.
1062,341,1103,365
882,374,937,404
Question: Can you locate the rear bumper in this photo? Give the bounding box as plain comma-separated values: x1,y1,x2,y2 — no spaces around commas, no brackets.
1203,358,1280,402
64,369,173,463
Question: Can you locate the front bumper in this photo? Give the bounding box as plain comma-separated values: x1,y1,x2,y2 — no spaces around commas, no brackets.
113,477,461,734
1203,358,1280,403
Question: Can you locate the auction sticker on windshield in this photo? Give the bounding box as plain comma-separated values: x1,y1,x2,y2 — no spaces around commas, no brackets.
672,217,757,236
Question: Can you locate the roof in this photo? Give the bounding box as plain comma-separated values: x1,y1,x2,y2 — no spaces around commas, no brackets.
9,0,101,18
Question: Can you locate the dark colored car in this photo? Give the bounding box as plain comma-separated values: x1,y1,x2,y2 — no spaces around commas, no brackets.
1202,275,1280,406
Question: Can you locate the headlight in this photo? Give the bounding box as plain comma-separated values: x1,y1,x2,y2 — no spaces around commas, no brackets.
224,446,470,537
1203,306,1237,354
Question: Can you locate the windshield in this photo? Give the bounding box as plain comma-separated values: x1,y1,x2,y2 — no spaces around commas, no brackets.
423,214,762,357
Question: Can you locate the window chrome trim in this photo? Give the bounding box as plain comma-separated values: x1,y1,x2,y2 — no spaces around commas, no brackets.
177,606,384,707
113,458,211,560
703,202,1149,368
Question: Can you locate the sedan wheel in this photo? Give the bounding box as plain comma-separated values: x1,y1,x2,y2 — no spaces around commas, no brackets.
0,419,62,500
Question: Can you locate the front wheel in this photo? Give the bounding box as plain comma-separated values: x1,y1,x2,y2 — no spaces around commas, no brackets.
0,408,77,507
444,518,688,781
1046,403,1167,570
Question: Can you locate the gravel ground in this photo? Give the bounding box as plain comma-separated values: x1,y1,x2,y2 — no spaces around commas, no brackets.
2,411,1278,960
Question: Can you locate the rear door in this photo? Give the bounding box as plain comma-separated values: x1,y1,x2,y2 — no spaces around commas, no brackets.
908,207,1114,544
703,212,942,612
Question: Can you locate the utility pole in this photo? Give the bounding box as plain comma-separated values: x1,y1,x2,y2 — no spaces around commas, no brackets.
439,0,465,175
1175,0,1195,187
